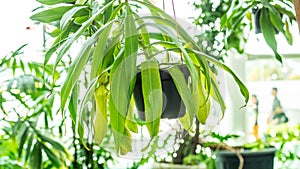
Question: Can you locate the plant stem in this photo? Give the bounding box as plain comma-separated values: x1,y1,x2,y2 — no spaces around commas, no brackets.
72,123,78,169
173,130,188,164
173,119,200,164
190,119,200,155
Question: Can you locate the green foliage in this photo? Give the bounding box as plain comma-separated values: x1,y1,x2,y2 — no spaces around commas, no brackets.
193,0,243,57
183,154,215,169
264,124,300,165
220,0,296,62
1,44,115,168
37,0,76,5
141,60,162,137
30,0,249,155
0,46,71,168
194,0,296,62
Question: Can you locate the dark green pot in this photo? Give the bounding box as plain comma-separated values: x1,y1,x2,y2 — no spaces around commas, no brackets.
215,147,276,169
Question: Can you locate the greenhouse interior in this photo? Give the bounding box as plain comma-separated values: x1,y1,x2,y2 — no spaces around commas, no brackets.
1,0,300,169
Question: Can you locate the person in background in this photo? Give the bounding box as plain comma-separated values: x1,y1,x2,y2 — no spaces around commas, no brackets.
271,87,281,112
269,105,289,125
267,87,281,124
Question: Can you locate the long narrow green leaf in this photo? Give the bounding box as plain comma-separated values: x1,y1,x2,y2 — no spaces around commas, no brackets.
108,2,125,21
274,4,295,19
260,8,282,63
284,21,293,45
179,112,193,131
68,83,78,124
134,13,153,59
120,128,132,155
68,83,84,139
78,77,97,124
60,41,92,112
168,66,195,125
109,6,138,154
231,4,254,29
196,75,211,124
37,133,70,159
137,21,199,93
18,126,29,159
190,49,249,106
101,46,118,70
90,24,113,80
44,21,73,65
269,6,284,33
76,0,87,4
60,6,88,30
141,60,162,137
124,7,138,74
24,131,34,165
108,91,128,154
93,85,109,144
30,142,42,169
37,0,75,5
30,6,74,23
269,6,293,45
209,71,226,115
53,0,116,74
42,144,61,167
125,97,138,133
60,20,115,112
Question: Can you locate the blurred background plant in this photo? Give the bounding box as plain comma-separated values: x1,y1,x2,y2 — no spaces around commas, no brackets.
193,0,244,60
193,0,296,63
0,44,71,168
264,124,300,168
0,44,114,168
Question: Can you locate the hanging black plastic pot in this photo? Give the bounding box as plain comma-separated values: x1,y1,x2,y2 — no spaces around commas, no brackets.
133,64,190,120
215,147,277,169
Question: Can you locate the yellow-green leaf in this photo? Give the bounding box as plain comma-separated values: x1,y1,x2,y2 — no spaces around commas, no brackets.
90,24,113,80
285,21,293,45
168,66,195,125
196,78,211,124
109,6,138,153
93,85,108,144
125,98,138,133
141,60,162,137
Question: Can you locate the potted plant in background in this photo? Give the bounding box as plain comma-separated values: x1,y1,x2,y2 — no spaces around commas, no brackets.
214,123,300,169
221,0,296,63
264,123,300,168
214,136,277,169
30,0,249,157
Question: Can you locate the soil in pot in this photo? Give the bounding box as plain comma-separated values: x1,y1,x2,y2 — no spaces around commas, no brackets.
133,64,190,120
215,147,277,169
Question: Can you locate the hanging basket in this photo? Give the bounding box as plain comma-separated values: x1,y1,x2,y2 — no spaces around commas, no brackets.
133,64,190,120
